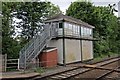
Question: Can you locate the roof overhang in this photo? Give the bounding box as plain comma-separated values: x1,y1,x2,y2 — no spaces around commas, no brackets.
44,14,95,28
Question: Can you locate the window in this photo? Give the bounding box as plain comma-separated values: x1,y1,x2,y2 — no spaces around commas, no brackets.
77,26,80,35
64,22,68,28
76,25,79,35
86,28,89,36
75,25,77,34
73,24,76,35
58,23,63,36
64,22,67,35
90,29,92,36
81,26,84,36
69,23,73,35
59,23,63,28
83,27,86,36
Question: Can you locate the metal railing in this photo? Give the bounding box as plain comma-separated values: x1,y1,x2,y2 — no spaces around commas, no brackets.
19,24,58,69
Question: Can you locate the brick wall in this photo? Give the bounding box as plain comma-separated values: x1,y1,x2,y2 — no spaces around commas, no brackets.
38,48,57,67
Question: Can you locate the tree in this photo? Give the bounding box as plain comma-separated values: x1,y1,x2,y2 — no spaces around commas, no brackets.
116,17,120,55
2,2,61,58
2,2,21,58
66,1,94,23
13,2,61,43
66,1,119,57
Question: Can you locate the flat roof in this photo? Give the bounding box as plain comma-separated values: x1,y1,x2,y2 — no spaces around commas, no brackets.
45,14,95,28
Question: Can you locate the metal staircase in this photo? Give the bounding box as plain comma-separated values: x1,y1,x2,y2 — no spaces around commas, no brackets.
19,24,58,69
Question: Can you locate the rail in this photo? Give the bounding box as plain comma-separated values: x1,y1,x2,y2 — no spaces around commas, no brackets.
33,57,120,80
19,24,58,69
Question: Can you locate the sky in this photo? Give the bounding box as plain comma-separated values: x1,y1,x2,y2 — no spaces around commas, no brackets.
12,0,120,37
118,1,120,17
42,0,119,17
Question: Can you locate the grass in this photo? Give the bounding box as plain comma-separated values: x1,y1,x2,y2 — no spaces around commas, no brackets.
34,67,45,73
6,68,19,72
94,53,119,62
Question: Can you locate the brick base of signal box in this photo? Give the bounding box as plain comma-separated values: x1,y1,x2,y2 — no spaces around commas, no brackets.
38,47,58,67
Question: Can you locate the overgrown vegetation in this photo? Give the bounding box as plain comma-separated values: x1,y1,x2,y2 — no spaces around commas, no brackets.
66,0,120,58
2,1,61,58
2,0,120,59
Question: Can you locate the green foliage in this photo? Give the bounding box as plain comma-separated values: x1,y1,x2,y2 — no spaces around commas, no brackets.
2,2,61,59
94,52,119,62
66,2,94,23
2,2,21,58
66,1,120,58
13,2,61,42
34,67,45,73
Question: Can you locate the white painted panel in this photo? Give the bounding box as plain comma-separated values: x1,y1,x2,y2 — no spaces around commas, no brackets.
91,41,93,59
65,39,81,63
47,39,63,64
82,40,93,60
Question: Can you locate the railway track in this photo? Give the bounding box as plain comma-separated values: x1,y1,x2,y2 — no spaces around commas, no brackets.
34,57,120,80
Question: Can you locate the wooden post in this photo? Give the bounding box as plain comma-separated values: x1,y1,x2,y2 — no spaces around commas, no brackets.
18,59,20,70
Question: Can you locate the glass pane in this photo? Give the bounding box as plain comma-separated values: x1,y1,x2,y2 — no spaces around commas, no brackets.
59,23,62,28
87,28,89,36
78,26,80,34
90,29,92,36
81,26,84,36
77,25,80,35
69,24,72,35
83,27,86,36
75,25,77,34
64,22,68,35
73,25,76,35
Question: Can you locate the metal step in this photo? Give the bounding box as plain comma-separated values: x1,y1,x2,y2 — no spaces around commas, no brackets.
19,24,58,69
